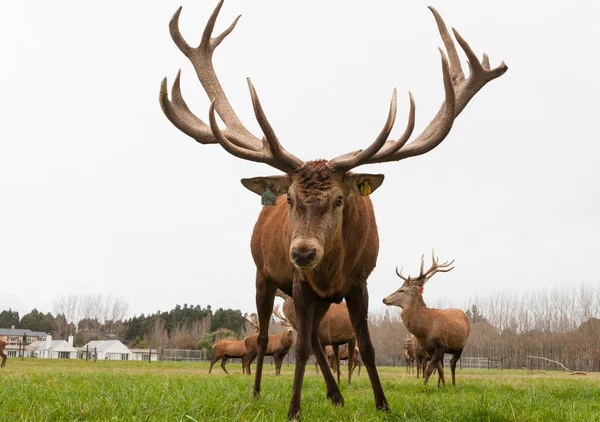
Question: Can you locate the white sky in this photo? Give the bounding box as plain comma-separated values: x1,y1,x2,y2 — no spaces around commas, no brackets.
1,1,599,320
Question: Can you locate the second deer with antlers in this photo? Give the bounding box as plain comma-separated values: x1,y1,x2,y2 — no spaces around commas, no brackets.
160,0,506,417
383,251,470,386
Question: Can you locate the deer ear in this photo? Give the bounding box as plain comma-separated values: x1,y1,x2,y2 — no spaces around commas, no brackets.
344,173,385,196
241,175,292,197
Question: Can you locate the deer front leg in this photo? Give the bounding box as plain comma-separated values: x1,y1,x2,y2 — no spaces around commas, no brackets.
311,302,343,406
252,272,276,398
332,344,341,385
346,285,390,412
348,338,356,384
220,357,229,374
288,274,316,419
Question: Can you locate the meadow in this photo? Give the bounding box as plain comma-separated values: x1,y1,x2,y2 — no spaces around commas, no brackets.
1,359,598,421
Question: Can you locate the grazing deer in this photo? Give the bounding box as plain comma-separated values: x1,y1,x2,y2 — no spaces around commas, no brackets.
0,339,6,369
244,306,295,376
383,251,470,386
159,1,506,416
279,291,357,386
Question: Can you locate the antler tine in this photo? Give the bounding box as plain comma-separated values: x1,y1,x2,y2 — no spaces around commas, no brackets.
327,89,398,172
422,250,455,282
343,6,506,167
244,314,259,331
395,265,409,282
273,305,291,327
371,92,416,160
247,79,304,172
161,1,305,173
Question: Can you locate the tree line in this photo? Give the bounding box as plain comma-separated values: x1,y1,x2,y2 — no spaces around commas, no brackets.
2,283,598,371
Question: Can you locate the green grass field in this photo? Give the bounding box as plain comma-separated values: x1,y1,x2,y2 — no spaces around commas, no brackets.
1,359,598,421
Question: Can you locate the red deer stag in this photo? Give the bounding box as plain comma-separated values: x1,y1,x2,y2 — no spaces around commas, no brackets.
383,251,470,386
0,339,6,368
209,315,258,374
244,306,295,376
159,1,506,416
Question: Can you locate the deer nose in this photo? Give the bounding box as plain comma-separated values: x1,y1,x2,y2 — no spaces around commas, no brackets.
292,247,316,267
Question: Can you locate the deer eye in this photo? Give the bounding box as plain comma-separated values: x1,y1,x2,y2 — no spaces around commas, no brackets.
287,194,293,206
333,196,343,208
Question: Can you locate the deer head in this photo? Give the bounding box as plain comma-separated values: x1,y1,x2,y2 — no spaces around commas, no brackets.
383,250,454,308
160,1,507,271
273,305,294,339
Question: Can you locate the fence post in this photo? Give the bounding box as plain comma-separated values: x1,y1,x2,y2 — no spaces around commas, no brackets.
149,348,152,364
86,345,89,362
94,347,97,362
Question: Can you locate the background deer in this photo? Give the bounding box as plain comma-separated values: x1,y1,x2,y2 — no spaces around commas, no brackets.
0,339,6,369
326,344,362,377
159,1,506,416
412,336,431,379
383,251,471,386
209,338,251,375
244,306,295,376
403,336,415,374
278,290,357,386
208,314,258,375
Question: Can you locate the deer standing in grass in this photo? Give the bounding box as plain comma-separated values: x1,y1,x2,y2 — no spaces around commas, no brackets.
403,336,415,374
278,290,357,386
0,339,6,369
244,306,295,376
160,0,506,416
209,316,257,374
412,336,431,379
383,252,470,386
325,344,362,377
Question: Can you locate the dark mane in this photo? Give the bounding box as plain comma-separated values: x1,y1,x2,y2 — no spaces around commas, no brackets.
294,160,335,200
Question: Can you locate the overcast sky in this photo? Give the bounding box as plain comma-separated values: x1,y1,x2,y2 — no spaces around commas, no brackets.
1,0,599,321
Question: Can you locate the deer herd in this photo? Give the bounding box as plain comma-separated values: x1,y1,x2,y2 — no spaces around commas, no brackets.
159,0,506,418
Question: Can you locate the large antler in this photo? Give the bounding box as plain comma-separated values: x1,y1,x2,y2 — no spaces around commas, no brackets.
396,249,455,285
244,314,259,332
159,1,303,174
327,6,508,171
273,305,291,327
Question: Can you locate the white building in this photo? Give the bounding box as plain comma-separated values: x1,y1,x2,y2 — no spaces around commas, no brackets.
82,340,132,360
130,349,159,362
26,335,77,359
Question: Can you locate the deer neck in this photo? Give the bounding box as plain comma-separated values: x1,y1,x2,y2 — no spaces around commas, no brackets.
400,294,431,339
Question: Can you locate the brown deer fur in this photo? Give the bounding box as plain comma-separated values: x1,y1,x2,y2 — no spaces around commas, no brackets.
160,2,506,416
209,339,252,375
326,344,362,377
280,291,358,385
412,337,431,379
244,329,294,376
383,253,470,386
0,339,6,369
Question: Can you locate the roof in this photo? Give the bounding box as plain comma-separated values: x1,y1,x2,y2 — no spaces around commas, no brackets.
82,340,132,354
27,340,77,353
0,328,49,337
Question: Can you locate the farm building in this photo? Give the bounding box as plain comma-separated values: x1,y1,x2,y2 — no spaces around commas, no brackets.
26,335,77,359
82,340,132,360
130,349,160,362
0,327,48,346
